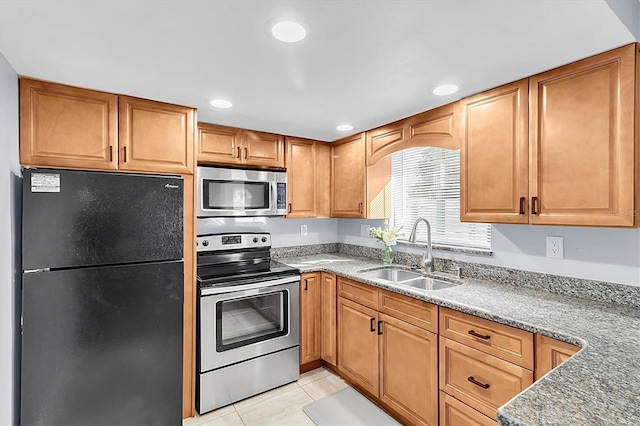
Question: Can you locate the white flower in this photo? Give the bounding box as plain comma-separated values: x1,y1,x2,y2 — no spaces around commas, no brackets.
369,224,402,246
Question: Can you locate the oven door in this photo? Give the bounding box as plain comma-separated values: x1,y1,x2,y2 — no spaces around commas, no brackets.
199,276,299,372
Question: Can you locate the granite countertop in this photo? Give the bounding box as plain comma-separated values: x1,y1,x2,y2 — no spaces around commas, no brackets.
277,253,640,426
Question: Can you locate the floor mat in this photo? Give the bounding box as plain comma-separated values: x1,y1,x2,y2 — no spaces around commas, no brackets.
302,387,401,425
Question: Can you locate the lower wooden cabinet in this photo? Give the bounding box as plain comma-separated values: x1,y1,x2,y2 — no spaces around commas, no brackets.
535,334,580,380
337,296,379,395
379,313,438,425
439,391,497,426
300,273,321,364
337,279,439,425
439,337,534,420
320,273,337,365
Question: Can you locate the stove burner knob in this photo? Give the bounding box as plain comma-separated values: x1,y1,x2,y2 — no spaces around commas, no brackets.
261,237,267,243
253,237,259,243
202,240,209,247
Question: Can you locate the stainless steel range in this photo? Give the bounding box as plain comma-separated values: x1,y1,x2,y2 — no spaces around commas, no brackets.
196,232,300,414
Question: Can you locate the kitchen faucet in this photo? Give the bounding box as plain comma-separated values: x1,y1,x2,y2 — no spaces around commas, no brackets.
409,217,435,273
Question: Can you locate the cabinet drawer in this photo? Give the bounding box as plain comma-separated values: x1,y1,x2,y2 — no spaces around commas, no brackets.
439,337,533,420
378,289,437,333
439,307,534,369
338,277,378,310
439,392,497,426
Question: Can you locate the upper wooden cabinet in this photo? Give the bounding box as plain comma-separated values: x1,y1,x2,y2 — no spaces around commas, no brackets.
19,78,196,175
197,123,284,169
331,133,366,218
529,43,637,227
119,96,194,174
20,78,119,171
285,137,330,218
366,102,460,166
461,43,639,227
460,79,529,224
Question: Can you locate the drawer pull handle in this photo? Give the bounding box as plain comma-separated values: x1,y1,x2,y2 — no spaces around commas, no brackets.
468,330,491,340
370,318,376,332
468,376,490,389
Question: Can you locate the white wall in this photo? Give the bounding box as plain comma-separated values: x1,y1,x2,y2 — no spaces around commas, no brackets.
605,0,640,40
0,51,20,425
338,219,640,287
196,217,339,248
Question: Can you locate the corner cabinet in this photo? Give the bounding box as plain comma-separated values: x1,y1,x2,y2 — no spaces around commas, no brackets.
197,123,284,169
331,133,366,218
20,78,119,171
285,137,331,218
535,335,580,380
461,43,639,227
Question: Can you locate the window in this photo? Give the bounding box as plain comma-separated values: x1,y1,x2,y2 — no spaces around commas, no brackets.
391,147,491,249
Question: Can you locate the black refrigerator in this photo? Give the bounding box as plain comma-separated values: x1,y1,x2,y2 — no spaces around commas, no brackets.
21,168,184,426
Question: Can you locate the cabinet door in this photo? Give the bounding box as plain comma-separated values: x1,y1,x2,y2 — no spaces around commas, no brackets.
529,43,637,227
337,297,379,396
119,96,194,174
320,273,337,365
20,78,118,170
286,138,316,218
331,133,366,218
242,130,285,168
300,273,321,364
379,313,438,426
535,335,580,380
197,123,243,165
460,79,529,224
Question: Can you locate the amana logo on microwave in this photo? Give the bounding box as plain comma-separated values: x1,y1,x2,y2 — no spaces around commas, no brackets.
165,184,179,189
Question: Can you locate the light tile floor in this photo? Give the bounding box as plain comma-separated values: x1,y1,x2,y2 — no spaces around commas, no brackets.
183,367,349,426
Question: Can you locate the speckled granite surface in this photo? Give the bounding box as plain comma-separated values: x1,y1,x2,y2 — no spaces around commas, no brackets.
277,252,640,426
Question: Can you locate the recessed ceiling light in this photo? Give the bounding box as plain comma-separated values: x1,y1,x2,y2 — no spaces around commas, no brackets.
210,99,232,109
432,84,459,96
271,21,306,43
336,124,353,131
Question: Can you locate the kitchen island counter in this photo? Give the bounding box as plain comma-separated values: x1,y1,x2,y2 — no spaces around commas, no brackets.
277,252,640,426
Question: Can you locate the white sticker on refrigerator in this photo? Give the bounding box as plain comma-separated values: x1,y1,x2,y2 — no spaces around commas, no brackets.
31,173,60,192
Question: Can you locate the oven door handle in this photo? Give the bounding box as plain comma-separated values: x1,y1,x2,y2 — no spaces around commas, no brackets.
200,275,301,296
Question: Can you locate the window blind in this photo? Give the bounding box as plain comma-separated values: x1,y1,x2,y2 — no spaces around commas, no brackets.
391,147,491,249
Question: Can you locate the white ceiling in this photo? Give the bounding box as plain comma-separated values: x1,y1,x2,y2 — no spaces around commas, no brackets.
0,0,635,142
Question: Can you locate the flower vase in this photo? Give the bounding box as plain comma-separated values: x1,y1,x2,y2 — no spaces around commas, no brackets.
383,244,393,265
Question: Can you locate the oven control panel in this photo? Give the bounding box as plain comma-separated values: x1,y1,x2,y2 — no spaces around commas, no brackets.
197,233,271,252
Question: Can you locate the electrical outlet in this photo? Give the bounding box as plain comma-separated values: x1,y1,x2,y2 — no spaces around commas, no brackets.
300,225,307,236
546,236,564,259
361,224,370,237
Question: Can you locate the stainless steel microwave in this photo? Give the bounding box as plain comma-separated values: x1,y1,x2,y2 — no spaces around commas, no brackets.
196,167,287,217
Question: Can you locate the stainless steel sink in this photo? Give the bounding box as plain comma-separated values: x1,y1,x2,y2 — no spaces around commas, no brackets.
358,267,460,290
360,268,422,282
398,277,459,291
